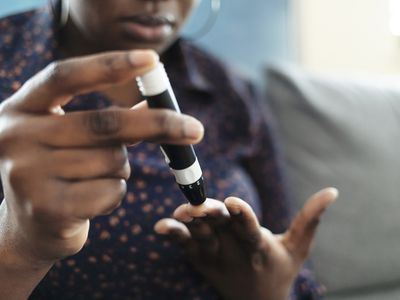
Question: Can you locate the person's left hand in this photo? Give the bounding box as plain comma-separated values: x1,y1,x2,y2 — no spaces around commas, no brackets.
155,188,337,300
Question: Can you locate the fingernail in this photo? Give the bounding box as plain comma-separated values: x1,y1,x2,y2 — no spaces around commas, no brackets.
172,211,194,223
154,219,181,235
183,116,204,141
154,224,167,235
324,187,339,202
129,50,159,68
229,207,241,216
181,216,194,223
224,197,243,215
329,187,339,198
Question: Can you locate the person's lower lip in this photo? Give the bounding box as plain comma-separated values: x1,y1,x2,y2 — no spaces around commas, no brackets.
120,21,173,42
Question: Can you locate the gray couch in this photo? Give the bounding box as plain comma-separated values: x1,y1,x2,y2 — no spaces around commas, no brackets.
266,65,400,300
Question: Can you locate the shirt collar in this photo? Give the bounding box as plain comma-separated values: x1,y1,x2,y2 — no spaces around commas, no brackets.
162,39,215,95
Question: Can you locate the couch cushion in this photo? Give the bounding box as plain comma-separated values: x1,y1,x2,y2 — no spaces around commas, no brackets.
326,286,400,300
266,65,400,294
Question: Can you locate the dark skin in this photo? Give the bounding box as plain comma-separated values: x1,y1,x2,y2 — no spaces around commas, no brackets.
156,191,337,300
0,1,336,299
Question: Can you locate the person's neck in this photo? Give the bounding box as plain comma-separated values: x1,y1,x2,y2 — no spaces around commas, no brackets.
58,22,142,108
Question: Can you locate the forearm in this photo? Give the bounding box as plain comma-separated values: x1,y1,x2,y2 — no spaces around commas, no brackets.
0,202,52,300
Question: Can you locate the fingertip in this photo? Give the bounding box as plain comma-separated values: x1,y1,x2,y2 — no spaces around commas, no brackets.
130,100,148,110
129,49,159,67
196,198,229,218
147,49,160,63
224,197,249,216
182,115,204,143
325,187,339,202
284,188,339,257
50,105,65,115
316,187,338,197
154,218,190,236
173,204,195,223
225,197,261,234
154,219,169,235
174,198,229,221
302,187,339,223
317,187,339,208
224,197,242,215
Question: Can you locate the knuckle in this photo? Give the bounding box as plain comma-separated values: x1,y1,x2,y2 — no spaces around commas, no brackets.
0,100,12,116
115,179,127,201
121,161,131,180
99,55,126,83
0,127,14,156
114,161,131,181
84,109,122,136
45,61,67,86
8,162,27,190
0,112,24,152
28,193,63,222
106,147,130,179
154,111,178,139
30,185,71,221
101,180,126,215
54,229,83,245
109,146,127,167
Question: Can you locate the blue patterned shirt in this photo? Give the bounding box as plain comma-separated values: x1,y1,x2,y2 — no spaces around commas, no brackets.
0,5,323,300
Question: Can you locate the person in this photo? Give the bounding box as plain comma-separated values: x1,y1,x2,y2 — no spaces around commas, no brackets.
0,0,337,299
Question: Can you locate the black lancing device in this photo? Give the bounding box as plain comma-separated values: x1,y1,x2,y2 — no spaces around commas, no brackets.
136,62,206,205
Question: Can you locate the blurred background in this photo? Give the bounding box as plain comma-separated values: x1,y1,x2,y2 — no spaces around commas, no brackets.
0,0,291,83
2,0,400,81
2,2,400,298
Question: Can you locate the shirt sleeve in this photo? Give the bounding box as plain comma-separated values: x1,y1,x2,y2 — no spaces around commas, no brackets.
237,81,325,300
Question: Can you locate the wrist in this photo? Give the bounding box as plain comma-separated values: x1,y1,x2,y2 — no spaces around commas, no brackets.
0,201,53,300
257,279,292,300
221,282,291,300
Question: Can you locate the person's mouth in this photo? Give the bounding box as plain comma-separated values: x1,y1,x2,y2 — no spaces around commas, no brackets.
119,14,176,43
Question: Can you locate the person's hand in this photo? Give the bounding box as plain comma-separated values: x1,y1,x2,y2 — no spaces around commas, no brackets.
155,188,337,300
0,50,205,298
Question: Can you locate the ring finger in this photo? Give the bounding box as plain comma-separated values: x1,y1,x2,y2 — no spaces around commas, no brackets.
47,145,130,180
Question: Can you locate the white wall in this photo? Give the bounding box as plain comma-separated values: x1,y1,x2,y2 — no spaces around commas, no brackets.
294,0,400,75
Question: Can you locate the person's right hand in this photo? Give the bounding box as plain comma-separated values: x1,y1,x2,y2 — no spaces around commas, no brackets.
0,50,204,269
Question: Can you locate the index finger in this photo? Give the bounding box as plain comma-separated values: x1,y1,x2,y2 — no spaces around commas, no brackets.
10,50,158,114
37,105,205,147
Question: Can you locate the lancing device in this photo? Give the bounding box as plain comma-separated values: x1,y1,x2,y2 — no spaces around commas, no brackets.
136,62,206,205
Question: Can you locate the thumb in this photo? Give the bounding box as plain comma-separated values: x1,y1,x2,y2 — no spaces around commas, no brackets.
282,187,338,261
